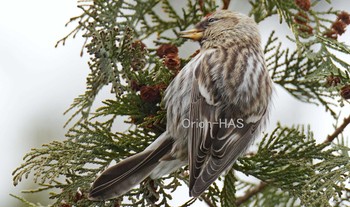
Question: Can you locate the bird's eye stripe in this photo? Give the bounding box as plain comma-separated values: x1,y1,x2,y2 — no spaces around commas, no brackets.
208,18,218,23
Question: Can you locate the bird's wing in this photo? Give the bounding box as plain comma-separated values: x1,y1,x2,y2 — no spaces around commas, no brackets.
188,48,265,197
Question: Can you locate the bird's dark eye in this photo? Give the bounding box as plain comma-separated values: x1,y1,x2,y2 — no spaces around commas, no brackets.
207,18,218,23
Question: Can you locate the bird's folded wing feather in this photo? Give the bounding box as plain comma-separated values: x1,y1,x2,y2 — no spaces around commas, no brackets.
188,49,263,197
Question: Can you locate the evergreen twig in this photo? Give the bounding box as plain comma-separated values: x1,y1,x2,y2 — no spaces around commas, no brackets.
200,195,216,207
235,182,267,206
326,114,350,143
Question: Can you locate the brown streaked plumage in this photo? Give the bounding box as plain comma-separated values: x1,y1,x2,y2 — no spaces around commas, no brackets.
89,10,273,200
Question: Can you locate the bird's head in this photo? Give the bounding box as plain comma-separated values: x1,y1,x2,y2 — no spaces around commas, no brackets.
180,10,260,48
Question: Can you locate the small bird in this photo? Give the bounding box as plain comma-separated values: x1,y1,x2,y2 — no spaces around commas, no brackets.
89,10,273,200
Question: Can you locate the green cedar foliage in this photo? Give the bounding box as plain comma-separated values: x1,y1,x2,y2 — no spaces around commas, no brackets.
13,0,350,206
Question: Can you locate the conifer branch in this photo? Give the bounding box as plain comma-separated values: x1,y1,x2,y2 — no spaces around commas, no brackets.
200,195,216,207
326,114,350,143
235,182,267,206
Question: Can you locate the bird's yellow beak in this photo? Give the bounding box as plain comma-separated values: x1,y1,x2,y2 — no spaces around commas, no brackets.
180,29,203,41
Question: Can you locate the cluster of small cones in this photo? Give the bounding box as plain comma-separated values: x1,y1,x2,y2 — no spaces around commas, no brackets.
128,42,181,131
294,0,350,39
130,43,180,103
326,75,350,100
294,0,350,100
324,11,350,40
156,43,181,74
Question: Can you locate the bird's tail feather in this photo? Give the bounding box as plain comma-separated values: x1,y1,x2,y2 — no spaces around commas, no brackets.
89,138,174,201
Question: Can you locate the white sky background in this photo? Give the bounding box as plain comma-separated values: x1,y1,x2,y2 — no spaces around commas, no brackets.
0,0,349,206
